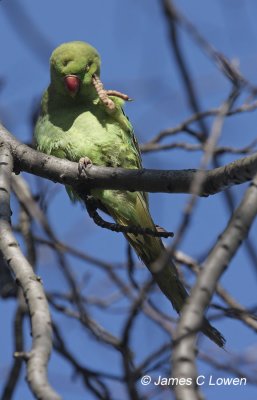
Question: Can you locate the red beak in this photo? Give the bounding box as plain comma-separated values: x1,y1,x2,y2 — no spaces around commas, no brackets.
64,75,81,95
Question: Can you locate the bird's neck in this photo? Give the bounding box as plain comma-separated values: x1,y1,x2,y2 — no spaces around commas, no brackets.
47,84,98,108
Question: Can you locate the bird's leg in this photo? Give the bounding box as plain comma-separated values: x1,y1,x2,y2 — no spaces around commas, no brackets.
85,195,174,238
92,74,116,111
78,156,93,175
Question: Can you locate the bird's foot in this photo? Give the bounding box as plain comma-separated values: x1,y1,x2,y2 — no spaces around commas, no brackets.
92,74,116,111
106,90,132,102
78,157,93,175
155,225,174,238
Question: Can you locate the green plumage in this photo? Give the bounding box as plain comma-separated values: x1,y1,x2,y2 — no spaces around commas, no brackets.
35,41,225,347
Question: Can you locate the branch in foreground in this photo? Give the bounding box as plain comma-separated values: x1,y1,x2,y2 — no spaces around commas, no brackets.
172,172,257,400
0,143,61,400
1,124,257,197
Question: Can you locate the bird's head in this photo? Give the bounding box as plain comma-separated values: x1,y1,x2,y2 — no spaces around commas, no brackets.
50,41,101,99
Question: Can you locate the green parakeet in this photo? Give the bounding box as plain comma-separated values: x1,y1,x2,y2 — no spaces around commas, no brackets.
35,41,225,347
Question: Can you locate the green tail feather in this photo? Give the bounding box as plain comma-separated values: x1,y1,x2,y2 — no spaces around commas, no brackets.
128,232,225,347
96,189,225,347
129,232,225,347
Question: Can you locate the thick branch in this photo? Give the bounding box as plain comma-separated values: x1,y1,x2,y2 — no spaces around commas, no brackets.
1,124,257,196
172,172,257,400
0,143,60,400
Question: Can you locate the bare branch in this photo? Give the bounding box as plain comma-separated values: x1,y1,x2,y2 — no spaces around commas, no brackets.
0,143,60,400
162,0,209,141
141,138,257,156
162,0,251,89
172,172,257,400
142,100,257,147
170,88,239,252
175,251,257,333
1,124,257,197
199,351,257,385
1,292,26,399
53,323,115,400
143,101,257,148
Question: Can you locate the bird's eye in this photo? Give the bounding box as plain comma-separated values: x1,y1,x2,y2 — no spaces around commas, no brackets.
63,59,71,67
85,61,93,72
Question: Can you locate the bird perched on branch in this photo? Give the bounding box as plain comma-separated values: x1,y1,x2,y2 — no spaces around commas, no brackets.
35,41,225,347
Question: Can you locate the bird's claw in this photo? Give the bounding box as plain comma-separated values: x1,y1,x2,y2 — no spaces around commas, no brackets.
78,157,93,175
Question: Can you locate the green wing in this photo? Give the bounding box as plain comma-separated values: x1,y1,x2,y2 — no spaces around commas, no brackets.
108,96,143,169
108,96,148,206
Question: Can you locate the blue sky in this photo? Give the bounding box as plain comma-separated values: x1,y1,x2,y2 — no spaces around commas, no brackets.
1,0,257,399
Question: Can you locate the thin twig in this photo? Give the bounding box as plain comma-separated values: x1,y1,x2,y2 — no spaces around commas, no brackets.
143,100,257,147
170,88,239,253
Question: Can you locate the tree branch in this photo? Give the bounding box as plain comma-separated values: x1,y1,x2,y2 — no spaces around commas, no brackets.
1,123,257,197
141,100,257,148
0,143,61,400
172,172,257,400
